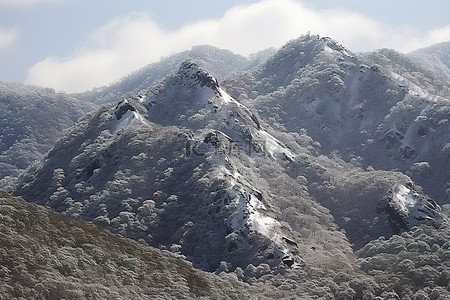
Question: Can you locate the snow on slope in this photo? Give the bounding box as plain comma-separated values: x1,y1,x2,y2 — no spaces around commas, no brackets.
111,99,147,133
144,59,295,162
409,41,450,77
388,184,442,227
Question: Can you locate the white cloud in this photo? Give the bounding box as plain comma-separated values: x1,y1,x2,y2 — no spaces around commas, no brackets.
25,0,450,93
0,26,19,51
0,0,58,6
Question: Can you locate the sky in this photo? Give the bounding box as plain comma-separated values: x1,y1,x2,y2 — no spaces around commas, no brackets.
0,0,449,93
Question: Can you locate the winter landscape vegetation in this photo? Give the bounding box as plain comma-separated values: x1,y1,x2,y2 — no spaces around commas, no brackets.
0,29,450,299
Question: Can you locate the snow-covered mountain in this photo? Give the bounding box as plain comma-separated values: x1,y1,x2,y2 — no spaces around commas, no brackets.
16,61,328,272
15,57,444,270
0,45,273,188
4,34,450,299
365,47,450,98
223,34,450,205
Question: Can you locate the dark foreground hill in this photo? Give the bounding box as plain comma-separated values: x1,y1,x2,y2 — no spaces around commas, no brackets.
0,191,254,299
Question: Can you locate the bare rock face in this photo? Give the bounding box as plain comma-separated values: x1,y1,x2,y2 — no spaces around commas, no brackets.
114,100,137,120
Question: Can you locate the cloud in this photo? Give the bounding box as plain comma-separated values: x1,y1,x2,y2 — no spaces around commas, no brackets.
0,26,19,51
25,0,450,93
0,0,58,6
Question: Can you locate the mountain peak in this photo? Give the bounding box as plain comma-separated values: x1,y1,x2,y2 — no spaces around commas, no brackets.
254,34,353,86
283,34,350,55
178,59,220,91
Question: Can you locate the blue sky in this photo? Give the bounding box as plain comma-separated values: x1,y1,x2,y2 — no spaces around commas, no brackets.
0,0,449,92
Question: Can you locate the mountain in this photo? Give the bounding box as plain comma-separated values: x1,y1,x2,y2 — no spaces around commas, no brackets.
0,191,254,299
223,34,450,205
4,34,450,299
0,81,97,189
75,45,275,105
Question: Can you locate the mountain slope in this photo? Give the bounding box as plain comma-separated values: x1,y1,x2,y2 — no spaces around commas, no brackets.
16,62,340,272
364,48,450,98
409,41,450,78
0,82,97,187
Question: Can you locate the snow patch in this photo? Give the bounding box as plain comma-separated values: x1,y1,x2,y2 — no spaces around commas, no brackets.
248,194,278,238
256,130,296,160
390,184,441,225
113,110,144,132
199,86,217,106
392,184,418,216
110,100,146,133
390,72,444,102
228,191,279,241
218,88,232,104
